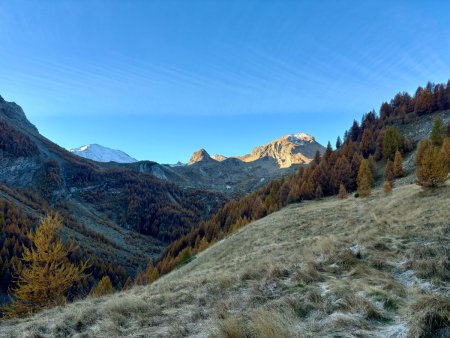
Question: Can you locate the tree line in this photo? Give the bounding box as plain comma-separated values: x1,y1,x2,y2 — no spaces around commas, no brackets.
0,120,38,158
151,80,450,278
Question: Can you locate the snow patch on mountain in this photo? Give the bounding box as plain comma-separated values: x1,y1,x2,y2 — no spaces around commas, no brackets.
286,133,315,144
69,144,137,163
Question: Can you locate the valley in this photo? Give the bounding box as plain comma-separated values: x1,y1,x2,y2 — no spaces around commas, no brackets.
0,94,322,300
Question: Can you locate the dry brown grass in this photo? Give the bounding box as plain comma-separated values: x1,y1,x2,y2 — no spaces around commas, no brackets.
407,295,450,338
0,181,449,337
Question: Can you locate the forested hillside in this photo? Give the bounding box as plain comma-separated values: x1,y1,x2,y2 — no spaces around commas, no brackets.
0,95,226,302
154,80,450,276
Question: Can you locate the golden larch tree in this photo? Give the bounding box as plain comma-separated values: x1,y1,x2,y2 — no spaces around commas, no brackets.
338,183,348,199
385,160,394,182
90,275,114,297
145,261,160,283
357,159,374,197
3,214,88,317
416,140,448,188
383,181,393,195
393,150,405,178
431,116,445,146
441,137,450,170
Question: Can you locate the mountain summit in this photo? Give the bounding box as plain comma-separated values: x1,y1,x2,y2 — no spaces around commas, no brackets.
238,132,324,168
209,132,325,169
69,144,137,163
188,148,213,165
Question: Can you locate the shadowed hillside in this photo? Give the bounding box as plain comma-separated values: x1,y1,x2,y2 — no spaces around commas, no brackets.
0,95,226,292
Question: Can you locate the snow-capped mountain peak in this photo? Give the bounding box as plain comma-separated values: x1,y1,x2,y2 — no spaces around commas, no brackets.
69,144,137,163
285,133,315,144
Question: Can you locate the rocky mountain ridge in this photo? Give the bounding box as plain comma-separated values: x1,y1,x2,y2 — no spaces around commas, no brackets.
189,132,325,168
238,133,324,168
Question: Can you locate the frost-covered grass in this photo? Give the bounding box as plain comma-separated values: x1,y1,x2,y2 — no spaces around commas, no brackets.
0,182,449,337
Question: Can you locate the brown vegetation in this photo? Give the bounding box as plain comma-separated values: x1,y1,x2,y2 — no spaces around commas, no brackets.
0,120,38,158
383,180,393,195
416,139,449,188
393,150,405,178
338,183,348,199
91,276,114,298
0,183,448,337
2,215,88,318
385,159,394,182
357,159,373,197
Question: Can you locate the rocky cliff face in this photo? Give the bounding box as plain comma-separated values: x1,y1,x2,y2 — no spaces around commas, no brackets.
238,133,325,168
0,96,38,134
199,133,325,169
188,148,214,165
172,132,324,197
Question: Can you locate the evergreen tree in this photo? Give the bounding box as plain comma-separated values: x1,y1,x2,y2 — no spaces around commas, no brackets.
342,139,356,160
350,153,362,186
360,129,374,157
336,136,342,149
385,160,394,182
416,140,448,188
300,178,314,200
447,80,450,108
374,131,384,161
121,277,134,291
435,84,447,110
338,184,348,199
313,150,321,165
393,150,405,178
145,261,160,283
383,127,402,160
367,154,377,178
315,185,323,199
91,275,114,297
3,215,88,317
357,159,373,197
330,156,352,192
323,142,333,162
380,102,393,121
441,137,450,170
350,120,361,142
431,116,446,146
414,88,436,116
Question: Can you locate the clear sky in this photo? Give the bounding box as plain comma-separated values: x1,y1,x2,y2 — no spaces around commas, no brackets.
1,1,449,163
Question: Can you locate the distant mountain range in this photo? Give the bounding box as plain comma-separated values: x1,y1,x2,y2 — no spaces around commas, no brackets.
188,132,325,168
72,132,324,169
70,144,137,163
71,133,325,197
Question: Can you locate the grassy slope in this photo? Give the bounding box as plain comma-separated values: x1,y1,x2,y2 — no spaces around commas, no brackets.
1,179,449,337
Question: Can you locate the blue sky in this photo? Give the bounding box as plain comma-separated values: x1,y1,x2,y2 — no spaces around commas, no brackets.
1,1,449,163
